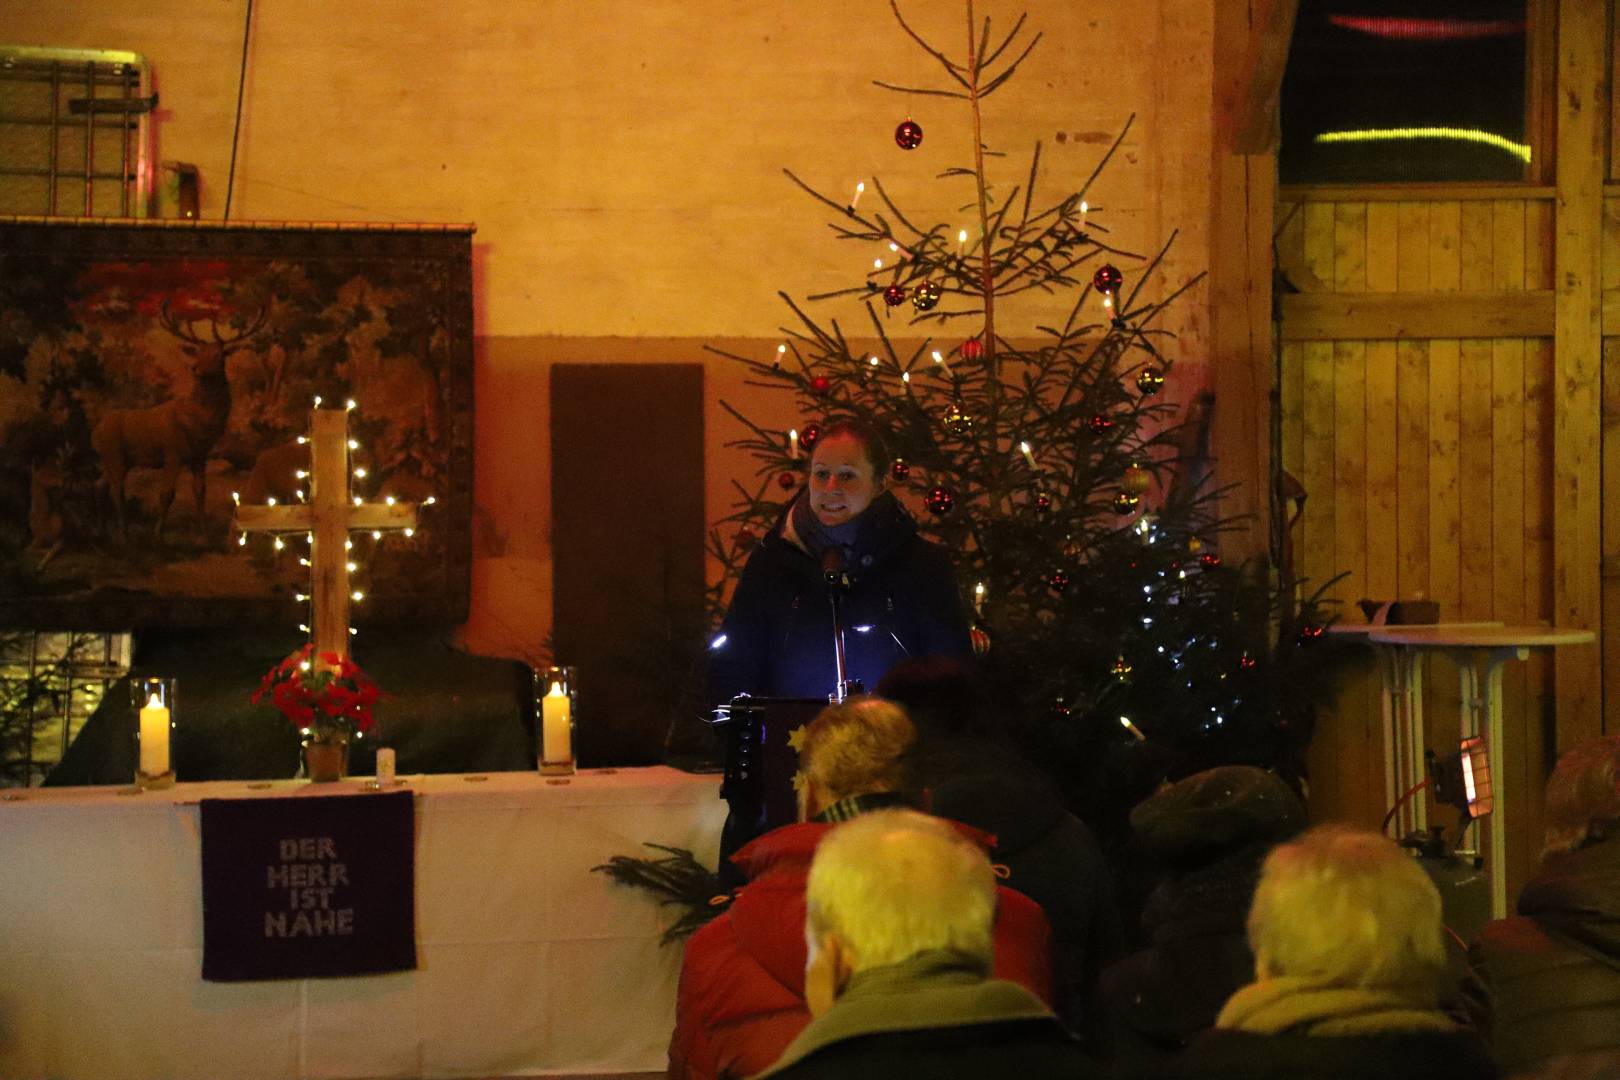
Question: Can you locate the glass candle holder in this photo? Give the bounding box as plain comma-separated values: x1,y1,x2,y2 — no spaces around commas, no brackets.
536,665,577,776
130,677,176,790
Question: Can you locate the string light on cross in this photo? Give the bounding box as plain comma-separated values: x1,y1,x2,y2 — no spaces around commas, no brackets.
233,405,421,665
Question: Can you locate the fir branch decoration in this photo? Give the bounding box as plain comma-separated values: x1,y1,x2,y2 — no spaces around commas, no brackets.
591,843,726,946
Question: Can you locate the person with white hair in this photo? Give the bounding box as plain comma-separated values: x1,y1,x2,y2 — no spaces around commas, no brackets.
753,809,1093,1079
1171,825,1496,1080
1469,735,1620,1078
667,697,1053,1080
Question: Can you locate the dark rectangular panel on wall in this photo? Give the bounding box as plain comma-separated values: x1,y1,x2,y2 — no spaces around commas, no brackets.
550,363,705,766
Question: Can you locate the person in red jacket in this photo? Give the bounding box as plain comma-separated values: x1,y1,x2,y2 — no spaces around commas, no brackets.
668,696,1054,1080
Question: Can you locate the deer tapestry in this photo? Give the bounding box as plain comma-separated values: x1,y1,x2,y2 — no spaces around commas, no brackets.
0,220,473,627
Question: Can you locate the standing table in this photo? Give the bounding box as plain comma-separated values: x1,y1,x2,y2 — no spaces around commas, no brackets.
1343,623,1594,917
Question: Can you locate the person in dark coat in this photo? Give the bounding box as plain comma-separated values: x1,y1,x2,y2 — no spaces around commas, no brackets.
877,656,1124,1036
707,420,970,706
1164,826,1497,1080
1468,735,1620,1078
668,698,1054,1080
1095,765,1305,1071
752,809,1096,1080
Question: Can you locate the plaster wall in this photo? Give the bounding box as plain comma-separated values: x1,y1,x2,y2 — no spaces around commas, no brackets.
2,1,1215,659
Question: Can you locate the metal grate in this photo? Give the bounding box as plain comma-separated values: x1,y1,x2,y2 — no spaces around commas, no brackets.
0,46,153,217
0,631,131,787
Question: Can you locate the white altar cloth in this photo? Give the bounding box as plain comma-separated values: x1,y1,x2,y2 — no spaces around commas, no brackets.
0,766,725,1079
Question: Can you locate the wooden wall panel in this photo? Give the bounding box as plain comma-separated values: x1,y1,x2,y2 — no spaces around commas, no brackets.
1276,186,1568,895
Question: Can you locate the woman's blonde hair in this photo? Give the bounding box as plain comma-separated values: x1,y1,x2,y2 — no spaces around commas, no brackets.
1542,735,1620,859
799,696,916,804
1247,825,1445,995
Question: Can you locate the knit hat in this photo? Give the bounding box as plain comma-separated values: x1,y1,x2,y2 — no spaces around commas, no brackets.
1130,765,1306,867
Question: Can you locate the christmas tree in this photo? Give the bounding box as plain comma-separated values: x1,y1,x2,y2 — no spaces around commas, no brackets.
706,2,1349,826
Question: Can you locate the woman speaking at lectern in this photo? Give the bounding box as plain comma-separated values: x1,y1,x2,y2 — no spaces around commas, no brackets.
707,419,971,706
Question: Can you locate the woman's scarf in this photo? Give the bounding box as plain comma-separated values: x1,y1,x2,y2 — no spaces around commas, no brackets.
786,489,909,576
1215,975,1458,1037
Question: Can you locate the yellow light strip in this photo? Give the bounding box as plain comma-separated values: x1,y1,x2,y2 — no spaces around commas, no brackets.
1314,126,1531,164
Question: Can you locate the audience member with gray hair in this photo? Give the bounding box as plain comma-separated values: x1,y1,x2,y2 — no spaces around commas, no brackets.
1168,825,1496,1080
667,697,1053,1080
1469,735,1620,1078
754,809,1095,1079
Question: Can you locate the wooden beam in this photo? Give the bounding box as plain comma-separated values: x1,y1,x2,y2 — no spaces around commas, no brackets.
1554,0,1607,744
1224,0,1300,154
1279,291,1555,340
1211,0,1282,565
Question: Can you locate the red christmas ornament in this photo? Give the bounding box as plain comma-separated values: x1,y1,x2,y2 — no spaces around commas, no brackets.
778,471,798,490
1238,653,1258,670
734,527,758,550
1093,264,1123,294
1297,624,1326,645
959,337,983,361
883,283,907,307
1034,491,1052,514
924,485,955,516
800,422,822,452
810,375,833,394
1199,552,1223,569
1087,414,1115,435
969,623,992,655
1135,366,1165,396
894,119,924,150
1113,492,1140,514
891,458,911,481
1047,569,1071,594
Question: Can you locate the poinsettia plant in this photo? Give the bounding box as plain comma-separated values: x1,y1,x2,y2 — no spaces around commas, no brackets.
252,644,383,736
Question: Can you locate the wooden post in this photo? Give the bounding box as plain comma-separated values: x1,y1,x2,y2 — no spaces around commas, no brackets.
1210,0,1295,564
1553,0,1607,745
234,409,418,664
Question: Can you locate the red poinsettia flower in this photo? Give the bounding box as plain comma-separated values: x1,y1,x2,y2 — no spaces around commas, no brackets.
250,645,385,736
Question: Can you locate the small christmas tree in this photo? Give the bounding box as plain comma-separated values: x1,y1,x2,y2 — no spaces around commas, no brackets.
707,2,1347,824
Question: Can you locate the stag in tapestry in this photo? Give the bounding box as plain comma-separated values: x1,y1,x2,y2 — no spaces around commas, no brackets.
0,223,472,627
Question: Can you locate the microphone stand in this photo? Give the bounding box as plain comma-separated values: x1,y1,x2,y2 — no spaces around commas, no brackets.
822,548,860,702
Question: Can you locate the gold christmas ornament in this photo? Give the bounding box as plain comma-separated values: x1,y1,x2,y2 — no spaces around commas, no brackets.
942,402,973,435
1121,463,1152,496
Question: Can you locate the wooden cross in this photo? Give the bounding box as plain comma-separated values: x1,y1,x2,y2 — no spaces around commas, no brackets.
233,408,417,663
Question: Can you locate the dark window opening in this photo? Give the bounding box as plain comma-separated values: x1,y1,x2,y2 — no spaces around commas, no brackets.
1280,1,1531,184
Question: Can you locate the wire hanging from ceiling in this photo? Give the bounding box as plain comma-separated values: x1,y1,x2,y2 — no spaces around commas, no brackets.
223,0,255,221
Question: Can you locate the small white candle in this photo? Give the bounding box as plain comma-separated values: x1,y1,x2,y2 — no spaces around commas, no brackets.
789,429,801,459
957,228,968,256
973,582,986,617
138,693,170,777
1079,199,1089,230
542,682,572,765
375,747,395,786
849,181,865,211
1019,440,1037,470
932,350,952,377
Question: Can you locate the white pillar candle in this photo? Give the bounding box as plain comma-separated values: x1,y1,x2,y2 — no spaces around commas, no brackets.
138,693,170,776
375,747,396,786
542,682,572,764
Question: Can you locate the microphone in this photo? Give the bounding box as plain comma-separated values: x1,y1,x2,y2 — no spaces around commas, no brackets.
821,546,846,587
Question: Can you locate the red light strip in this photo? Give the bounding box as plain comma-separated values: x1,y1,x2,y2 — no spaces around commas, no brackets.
1326,15,1524,40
